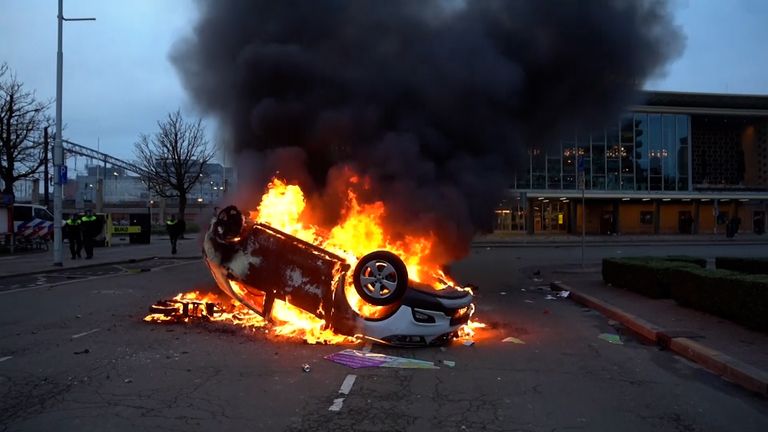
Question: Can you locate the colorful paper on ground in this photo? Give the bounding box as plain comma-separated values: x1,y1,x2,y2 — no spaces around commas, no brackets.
325,349,439,369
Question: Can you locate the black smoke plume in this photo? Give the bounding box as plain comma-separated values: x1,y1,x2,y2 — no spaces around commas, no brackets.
172,0,683,262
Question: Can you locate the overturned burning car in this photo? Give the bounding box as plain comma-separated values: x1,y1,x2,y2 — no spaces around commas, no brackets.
202,206,474,346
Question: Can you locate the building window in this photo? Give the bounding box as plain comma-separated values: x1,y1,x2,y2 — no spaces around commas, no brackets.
640,211,654,225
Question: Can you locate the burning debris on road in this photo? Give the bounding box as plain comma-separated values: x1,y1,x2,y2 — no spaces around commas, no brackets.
146,177,483,346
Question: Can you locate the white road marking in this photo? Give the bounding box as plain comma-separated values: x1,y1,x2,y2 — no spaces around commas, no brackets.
71,328,100,339
339,374,357,395
328,398,345,412
0,356,12,362
328,368,362,411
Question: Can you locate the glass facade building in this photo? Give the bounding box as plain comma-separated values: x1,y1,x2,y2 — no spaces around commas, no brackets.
496,91,768,235
516,113,691,192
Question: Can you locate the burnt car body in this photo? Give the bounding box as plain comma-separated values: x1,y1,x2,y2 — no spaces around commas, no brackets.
203,206,474,346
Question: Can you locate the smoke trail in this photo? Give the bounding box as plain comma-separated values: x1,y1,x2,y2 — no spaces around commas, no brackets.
173,0,683,262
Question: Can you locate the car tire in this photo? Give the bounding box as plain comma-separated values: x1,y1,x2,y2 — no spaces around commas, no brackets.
353,250,408,306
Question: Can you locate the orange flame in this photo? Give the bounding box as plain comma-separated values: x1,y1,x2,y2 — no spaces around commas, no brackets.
147,173,480,344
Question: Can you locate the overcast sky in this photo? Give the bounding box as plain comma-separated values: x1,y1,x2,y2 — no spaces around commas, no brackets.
1,0,767,165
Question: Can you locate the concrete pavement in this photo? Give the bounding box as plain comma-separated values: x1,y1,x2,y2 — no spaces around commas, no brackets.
0,234,768,395
546,265,768,397
0,235,202,278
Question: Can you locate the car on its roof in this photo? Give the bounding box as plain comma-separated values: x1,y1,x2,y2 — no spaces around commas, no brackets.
202,206,474,346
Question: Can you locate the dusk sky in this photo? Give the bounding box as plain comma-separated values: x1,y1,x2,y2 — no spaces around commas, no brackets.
1,0,767,166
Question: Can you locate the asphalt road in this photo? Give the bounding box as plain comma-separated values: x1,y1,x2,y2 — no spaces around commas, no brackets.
1,244,767,431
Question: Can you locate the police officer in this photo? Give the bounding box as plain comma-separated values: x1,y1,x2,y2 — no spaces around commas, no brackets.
165,214,184,255
80,209,98,259
64,213,82,259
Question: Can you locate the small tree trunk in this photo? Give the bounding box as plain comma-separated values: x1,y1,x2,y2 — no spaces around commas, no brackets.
178,194,187,224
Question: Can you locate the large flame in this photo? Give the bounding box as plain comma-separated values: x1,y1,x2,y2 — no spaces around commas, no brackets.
250,177,442,284
147,174,480,344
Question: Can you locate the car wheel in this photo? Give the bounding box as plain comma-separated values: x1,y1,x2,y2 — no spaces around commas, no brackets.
353,250,408,306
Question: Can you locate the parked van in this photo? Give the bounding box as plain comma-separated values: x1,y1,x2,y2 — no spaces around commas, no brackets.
11,204,54,241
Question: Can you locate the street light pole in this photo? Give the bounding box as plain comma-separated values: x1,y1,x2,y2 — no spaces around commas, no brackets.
53,0,95,266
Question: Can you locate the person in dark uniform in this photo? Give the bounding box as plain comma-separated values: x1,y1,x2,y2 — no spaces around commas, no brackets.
80,210,98,259
64,213,82,259
165,214,184,255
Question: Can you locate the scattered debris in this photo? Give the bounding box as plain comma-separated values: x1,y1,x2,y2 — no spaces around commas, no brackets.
598,333,623,345
441,360,456,367
500,291,507,295
502,336,525,344
124,378,133,384
325,349,439,369
524,300,534,303
75,315,82,319
73,349,90,355
558,291,571,298
520,288,526,292
0,356,12,362
607,319,619,327
533,277,543,283
302,363,311,373
545,295,557,300
462,340,475,347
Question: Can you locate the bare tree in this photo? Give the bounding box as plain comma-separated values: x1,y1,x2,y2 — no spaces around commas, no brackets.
134,109,215,223
0,62,52,198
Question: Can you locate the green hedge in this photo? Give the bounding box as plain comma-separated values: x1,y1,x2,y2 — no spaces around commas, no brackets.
715,257,768,275
602,257,704,299
667,267,768,332
603,256,768,331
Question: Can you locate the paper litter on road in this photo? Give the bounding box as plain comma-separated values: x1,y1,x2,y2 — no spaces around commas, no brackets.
500,291,507,295
462,340,475,347
524,300,534,303
325,349,439,369
545,295,557,300
501,336,525,344
441,360,456,367
559,291,570,298
598,333,623,345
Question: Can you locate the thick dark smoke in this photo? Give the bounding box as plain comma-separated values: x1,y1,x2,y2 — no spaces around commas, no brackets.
173,0,683,263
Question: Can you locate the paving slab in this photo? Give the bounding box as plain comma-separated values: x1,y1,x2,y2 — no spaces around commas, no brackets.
546,265,768,396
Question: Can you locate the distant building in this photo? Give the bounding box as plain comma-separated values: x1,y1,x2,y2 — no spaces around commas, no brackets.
496,90,768,235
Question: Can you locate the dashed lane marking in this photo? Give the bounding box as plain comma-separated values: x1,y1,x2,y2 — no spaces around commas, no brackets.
71,328,100,339
328,374,358,412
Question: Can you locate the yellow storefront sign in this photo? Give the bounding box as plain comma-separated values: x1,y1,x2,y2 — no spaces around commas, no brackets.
111,225,142,234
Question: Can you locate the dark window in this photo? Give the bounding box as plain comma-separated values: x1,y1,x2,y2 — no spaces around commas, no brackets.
34,207,53,221
13,205,32,222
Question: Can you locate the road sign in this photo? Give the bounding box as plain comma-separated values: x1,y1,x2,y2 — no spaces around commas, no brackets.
58,165,68,184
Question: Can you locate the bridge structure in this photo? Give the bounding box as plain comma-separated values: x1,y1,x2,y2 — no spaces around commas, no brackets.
62,139,150,179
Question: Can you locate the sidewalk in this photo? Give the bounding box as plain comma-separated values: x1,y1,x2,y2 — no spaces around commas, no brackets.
0,235,203,278
474,232,768,246
548,265,768,396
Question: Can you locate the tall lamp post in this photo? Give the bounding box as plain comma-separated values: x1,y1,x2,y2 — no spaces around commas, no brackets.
53,0,94,266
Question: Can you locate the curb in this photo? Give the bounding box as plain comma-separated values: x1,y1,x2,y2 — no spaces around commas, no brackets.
552,281,768,397
472,241,768,248
0,256,202,279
